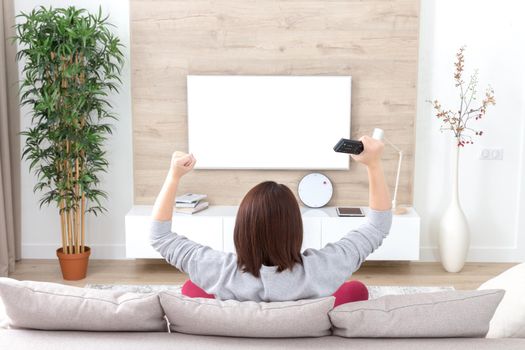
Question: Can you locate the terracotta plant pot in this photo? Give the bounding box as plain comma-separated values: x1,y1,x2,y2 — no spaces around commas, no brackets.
56,247,91,280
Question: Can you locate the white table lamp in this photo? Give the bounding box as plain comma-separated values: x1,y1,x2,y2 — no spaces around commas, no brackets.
372,128,408,215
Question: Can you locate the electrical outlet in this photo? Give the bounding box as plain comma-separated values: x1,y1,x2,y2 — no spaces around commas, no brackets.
480,148,504,160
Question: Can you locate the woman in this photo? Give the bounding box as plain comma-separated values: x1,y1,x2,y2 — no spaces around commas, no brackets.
150,135,392,306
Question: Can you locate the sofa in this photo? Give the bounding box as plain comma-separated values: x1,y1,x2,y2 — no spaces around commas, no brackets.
2,330,525,350
1,263,525,349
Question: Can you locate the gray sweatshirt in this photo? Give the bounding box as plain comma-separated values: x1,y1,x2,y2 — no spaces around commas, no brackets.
150,209,392,302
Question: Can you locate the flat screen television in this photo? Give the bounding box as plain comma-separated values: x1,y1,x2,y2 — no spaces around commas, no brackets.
187,75,351,169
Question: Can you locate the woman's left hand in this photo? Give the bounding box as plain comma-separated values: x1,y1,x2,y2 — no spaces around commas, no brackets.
169,151,196,180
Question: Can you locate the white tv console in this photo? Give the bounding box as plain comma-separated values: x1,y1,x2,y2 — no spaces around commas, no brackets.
125,205,420,261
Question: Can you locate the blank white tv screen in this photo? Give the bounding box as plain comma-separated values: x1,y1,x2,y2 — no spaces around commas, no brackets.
187,75,351,169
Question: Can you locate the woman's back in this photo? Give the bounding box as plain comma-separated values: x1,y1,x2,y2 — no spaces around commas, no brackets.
150,136,392,302
150,209,392,302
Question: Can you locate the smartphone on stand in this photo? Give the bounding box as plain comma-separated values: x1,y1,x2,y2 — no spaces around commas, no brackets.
336,207,365,217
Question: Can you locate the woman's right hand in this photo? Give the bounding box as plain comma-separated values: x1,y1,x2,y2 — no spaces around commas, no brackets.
350,135,384,167
169,151,196,180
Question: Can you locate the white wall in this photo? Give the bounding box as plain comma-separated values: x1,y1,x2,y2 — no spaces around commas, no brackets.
415,0,525,262
17,0,133,258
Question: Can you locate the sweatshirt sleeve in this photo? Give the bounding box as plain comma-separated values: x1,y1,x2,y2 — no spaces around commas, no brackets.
302,208,393,290
149,219,234,292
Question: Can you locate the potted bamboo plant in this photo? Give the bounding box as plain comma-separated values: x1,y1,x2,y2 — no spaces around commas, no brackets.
15,6,124,280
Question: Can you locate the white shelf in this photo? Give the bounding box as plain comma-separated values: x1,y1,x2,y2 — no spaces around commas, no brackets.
125,205,420,260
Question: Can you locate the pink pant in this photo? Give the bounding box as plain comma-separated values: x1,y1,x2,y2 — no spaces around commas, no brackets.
181,279,368,307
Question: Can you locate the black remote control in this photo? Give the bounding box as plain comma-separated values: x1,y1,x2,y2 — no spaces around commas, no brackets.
333,138,364,155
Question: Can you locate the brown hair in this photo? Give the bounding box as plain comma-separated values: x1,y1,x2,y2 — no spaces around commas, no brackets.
234,181,303,278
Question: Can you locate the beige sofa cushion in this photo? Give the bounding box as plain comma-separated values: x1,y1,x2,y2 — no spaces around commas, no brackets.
329,289,504,338
0,278,166,331
159,291,335,338
479,263,525,338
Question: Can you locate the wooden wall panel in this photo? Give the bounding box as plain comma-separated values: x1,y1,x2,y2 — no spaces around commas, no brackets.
130,0,419,206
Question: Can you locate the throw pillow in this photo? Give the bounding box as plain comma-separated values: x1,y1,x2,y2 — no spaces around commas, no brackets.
478,263,525,338
329,289,504,338
0,277,166,331
159,291,335,338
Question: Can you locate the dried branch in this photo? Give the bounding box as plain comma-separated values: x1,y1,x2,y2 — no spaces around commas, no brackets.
428,46,495,147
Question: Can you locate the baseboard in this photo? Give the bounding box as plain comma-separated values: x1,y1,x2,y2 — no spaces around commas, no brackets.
420,246,525,263
21,243,127,259
21,243,525,262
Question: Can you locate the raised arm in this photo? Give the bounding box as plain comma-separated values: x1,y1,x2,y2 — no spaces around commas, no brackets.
303,136,393,292
337,135,393,264
152,151,196,221
351,135,391,211
150,152,233,293
150,151,200,273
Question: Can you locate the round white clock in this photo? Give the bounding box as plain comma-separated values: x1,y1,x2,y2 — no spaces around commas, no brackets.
297,173,333,208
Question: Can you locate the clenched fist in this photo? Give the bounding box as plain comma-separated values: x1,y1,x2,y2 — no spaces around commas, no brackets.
169,151,196,180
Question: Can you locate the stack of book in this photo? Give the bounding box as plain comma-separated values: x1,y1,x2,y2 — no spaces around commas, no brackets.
175,193,209,214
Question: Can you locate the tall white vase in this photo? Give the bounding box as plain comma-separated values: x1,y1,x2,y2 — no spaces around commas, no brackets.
438,140,470,273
